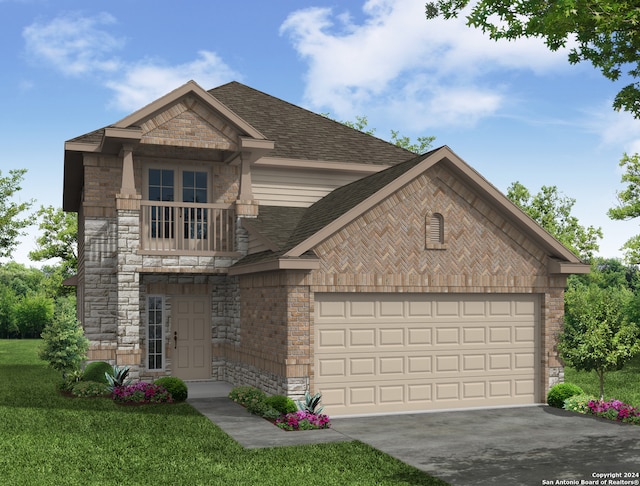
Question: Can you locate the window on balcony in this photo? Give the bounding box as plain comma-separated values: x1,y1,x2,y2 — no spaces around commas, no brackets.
141,164,235,254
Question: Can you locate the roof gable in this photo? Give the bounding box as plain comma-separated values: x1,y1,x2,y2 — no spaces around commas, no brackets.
283,146,582,264
140,96,240,151
114,80,265,140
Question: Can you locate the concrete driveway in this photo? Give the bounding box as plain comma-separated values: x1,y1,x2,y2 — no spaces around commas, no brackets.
330,405,640,486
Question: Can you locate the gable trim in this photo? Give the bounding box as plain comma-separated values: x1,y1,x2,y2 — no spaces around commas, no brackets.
112,80,266,140
284,146,585,265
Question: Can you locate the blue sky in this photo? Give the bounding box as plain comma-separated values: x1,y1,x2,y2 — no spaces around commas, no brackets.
2,0,640,265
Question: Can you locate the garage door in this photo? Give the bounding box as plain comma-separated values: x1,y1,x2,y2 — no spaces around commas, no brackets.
314,293,538,416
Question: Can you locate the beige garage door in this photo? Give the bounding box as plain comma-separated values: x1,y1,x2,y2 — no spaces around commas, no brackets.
314,293,538,416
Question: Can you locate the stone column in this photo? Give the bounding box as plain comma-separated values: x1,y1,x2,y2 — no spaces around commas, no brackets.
115,195,143,377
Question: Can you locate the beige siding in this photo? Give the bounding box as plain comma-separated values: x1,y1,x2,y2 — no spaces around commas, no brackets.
252,167,366,207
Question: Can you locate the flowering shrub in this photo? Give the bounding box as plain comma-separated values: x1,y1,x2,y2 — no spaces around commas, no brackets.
563,393,598,414
586,399,640,425
275,410,331,431
228,386,267,409
112,382,173,404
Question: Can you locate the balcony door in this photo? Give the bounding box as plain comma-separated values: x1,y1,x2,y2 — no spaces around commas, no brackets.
147,167,209,250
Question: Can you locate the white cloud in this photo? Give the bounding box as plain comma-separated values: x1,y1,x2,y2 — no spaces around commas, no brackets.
106,51,242,112
23,13,241,113
23,12,124,76
585,102,640,156
280,0,570,127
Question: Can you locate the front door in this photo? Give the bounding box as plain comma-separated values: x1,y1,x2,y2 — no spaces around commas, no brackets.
172,295,211,380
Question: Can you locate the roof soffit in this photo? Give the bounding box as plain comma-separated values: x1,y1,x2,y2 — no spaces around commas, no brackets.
284,146,584,265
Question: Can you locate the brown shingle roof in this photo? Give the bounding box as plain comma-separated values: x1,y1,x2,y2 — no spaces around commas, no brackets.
246,206,307,249
209,81,415,165
68,81,416,166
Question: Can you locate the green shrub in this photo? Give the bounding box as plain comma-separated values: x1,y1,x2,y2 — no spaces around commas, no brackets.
547,383,584,408
39,304,89,379
265,395,297,414
72,381,110,398
154,377,188,401
58,370,83,393
82,361,113,384
563,393,598,414
228,386,267,408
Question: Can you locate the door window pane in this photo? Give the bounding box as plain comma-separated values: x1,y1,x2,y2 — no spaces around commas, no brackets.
147,296,163,370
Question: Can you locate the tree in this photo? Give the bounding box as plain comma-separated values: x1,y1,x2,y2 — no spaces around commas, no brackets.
608,153,640,263
14,293,54,339
0,169,33,258
425,1,640,118
559,284,640,399
389,130,436,155
39,300,89,379
325,114,436,154
29,206,78,275
507,181,602,260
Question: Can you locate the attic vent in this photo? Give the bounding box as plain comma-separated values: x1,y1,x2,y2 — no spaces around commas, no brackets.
429,213,444,244
426,213,446,250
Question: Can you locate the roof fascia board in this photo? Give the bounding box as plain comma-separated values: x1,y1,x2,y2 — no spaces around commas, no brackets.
112,80,266,140
103,127,143,141
255,157,390,174
64,141,101,153
285,145,583,264
548,259,590,274
228,257,320,276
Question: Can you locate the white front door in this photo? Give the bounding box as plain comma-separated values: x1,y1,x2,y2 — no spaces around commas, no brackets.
172,295,211,380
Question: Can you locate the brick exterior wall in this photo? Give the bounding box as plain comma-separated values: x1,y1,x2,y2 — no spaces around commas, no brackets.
225,271,310,398
294,163,568,402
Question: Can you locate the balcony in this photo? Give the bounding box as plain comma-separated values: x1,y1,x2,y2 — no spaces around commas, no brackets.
140,201,236,255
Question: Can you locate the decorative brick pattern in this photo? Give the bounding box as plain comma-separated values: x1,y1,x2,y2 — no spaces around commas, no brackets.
141,96,239,151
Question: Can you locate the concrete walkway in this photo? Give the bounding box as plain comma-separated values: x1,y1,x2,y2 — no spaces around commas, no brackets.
186,382,640,485
186,381,350,448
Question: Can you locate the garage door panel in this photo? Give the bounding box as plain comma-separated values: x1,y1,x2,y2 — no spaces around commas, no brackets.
350,329,375,346
350,357,376,376
408,327,431,345
318,329,346,348
315,293,538,416
463,327,486,344
435,328,460,344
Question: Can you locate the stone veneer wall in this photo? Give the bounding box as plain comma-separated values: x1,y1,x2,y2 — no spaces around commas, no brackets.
82,217,118,364
115,198,143,378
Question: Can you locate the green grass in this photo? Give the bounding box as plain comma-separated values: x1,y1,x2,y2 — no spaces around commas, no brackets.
564,353,640,407
0,340,448,486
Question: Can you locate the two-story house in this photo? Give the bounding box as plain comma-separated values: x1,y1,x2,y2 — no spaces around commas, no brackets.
63,80,587,416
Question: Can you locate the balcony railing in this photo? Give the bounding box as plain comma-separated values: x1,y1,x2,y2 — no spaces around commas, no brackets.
140,201,235,254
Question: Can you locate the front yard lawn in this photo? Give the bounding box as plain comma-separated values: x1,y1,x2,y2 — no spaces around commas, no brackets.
0,340,447,485
564,353,640,408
